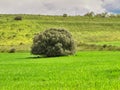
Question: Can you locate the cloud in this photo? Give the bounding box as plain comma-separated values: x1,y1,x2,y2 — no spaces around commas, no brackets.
0,0,119,15
103,0,120,13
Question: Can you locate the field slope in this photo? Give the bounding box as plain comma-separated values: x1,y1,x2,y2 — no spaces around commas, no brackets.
0,51,120,90
0,15,120,52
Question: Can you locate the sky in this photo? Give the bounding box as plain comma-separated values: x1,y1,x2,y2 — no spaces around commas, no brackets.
0,0,120,15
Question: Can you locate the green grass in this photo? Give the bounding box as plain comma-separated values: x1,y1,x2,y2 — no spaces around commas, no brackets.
0,51,120,90
0,15,120,51
95,41,120,46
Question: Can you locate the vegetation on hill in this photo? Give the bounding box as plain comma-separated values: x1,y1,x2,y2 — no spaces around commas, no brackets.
0,14,120,52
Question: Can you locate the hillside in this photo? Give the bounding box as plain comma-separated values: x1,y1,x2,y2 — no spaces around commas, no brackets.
0,14,120,52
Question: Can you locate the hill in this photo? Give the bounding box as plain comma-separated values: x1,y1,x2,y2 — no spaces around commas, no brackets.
0,14,120,52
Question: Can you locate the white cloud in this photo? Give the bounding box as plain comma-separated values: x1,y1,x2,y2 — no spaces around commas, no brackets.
103,0,120,13
0,0,119,15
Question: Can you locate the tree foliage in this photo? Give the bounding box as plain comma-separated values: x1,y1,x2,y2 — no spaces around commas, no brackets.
84,12,95,17
31,28,76,57
14,16,22,20
63,14,68,17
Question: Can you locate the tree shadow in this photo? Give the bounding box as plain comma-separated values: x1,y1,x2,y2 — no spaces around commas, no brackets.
25,56,43,59
17,54,68,60
16,55,46,60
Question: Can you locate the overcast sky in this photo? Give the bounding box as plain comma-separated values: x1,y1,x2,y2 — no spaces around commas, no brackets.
0,0,120,15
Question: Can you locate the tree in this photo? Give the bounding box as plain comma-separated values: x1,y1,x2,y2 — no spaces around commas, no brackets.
96,12,109,18
84,12,95,17
31,28,76,57
14,16,22,20
63,14,67,17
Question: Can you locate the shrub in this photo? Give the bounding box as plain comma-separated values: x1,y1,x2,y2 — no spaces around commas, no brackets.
14,16,22,20
84,12,95,17
103,44,107,48
19,42,24,45
31,28,76,57
63,14,67,17
8,48,16,53
96,12,109,18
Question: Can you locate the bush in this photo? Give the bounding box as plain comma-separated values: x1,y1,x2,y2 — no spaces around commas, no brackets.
84,12,95,17
8,48,16,53
14,16,22,20
63,14,67,17
31,28,76,57
103,44,107,48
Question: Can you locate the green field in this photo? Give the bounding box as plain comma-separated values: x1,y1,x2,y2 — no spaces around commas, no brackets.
0,15,120,52
0,52,120,90
0,15,120,90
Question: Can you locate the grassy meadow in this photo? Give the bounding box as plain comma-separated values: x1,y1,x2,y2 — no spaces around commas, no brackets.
0,51,120,90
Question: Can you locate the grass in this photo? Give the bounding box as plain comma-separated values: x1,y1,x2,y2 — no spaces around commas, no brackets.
95,41,120,46
0,15,120,51
0,51,120,90
0,15,120,89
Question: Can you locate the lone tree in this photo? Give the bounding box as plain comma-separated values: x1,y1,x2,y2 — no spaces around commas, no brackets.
31,28,76,57
63,14,67,17
14,16,22,20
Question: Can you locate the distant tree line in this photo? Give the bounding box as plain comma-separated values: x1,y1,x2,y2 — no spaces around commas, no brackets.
83,12,120,18
62,12,120,18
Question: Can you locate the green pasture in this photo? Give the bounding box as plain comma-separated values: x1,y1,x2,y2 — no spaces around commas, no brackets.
95,41,120,46
0,15,120,90
0,51,120,90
